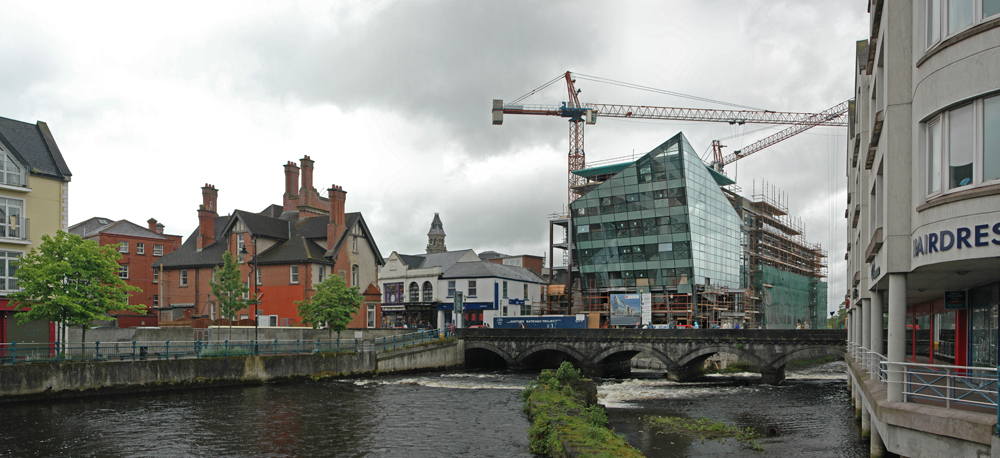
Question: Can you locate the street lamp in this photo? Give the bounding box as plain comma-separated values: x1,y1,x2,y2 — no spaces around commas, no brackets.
239,236,259,354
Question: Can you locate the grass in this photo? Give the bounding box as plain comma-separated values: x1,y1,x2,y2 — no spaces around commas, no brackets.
647,415,762,452
522,362,645,458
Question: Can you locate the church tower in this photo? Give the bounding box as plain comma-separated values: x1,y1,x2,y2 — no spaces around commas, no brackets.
426,213,447,254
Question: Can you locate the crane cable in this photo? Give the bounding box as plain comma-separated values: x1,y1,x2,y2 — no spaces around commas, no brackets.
509,74,565,106
573,73,769,111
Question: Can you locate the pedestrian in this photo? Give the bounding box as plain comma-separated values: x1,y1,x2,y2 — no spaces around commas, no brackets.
693,321,699,329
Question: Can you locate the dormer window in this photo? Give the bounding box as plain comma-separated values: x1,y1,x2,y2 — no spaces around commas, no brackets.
0,152,25,187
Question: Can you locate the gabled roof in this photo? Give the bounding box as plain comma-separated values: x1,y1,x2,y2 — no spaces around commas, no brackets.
394,249,477,271
257,236,332,265
69,217,171,240
157,208,384,269
0,116,72,181
259,204,284,218
68,217,115,238
154,215,231,268
228,210,289,240
323,213,385,266
441,261,546,284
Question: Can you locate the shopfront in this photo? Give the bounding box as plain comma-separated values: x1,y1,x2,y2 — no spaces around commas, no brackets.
382,282,405,328
463,302,493,327
906,281,999,368
404,303,438,328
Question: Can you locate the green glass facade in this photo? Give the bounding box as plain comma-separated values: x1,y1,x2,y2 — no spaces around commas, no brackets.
570,132,741,291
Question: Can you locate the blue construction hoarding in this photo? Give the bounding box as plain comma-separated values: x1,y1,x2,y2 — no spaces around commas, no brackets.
493,315,588,329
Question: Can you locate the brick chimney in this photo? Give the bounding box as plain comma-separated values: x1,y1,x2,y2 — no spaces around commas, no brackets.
156,223,165,234
147,218,158,232
283,161,300,212
327,185,347,251
298,155,321,217
197,184,218,251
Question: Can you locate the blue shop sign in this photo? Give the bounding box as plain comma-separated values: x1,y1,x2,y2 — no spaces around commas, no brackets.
913,222,1000,257
508,298,525,306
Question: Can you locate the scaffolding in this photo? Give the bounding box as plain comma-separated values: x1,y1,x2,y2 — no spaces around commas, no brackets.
738,181,828,328
568,278,749,328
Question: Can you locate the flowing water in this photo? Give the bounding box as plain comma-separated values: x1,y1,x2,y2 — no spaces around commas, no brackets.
0,362,866,457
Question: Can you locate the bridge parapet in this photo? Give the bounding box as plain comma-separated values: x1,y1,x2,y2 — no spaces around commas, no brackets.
459,328,847,385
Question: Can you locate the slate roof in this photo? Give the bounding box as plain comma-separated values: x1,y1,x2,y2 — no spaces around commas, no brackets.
0,116,72,181
394,249,477,271
427,213,445,236
441,261,546,284
154,215,230,269
68,217,115,238
156,209,384,269
231,210,288,240
69,217,170,240
324,213,384,266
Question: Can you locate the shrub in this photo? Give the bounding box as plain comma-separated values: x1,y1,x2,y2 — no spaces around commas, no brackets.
555,361,580,383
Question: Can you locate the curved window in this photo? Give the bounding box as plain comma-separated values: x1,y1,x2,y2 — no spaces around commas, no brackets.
927,0,1000,50
422,281,433,301
926,95,1000,196
408,282,419,302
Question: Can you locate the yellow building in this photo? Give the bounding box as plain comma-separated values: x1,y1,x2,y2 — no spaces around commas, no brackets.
0,116,72,346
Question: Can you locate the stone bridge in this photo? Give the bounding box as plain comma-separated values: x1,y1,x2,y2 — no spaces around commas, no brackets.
459,328,846,384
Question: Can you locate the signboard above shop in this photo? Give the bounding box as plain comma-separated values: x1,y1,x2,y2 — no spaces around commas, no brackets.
944,291,967,310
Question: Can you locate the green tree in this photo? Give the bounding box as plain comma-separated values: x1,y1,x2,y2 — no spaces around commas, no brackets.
827,301,848,329
295,275,363,340
9,231,143,349
209,250,252,340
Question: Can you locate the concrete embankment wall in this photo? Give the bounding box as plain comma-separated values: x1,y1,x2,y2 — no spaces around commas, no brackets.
376,340,464,373
66,326,420,343
1,340,464,403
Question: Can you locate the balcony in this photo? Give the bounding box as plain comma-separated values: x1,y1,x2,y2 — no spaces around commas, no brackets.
853,271,861,287
865,227,884,263
851,204,861,228
866,110,884,170
851,134,860,168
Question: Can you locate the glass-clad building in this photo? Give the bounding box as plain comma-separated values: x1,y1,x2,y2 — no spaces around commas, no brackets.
570,132,741,292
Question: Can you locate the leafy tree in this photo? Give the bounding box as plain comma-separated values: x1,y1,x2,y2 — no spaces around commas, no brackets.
9,231,142,349
827,301,848,329
209,250,252,340
295,274,363,340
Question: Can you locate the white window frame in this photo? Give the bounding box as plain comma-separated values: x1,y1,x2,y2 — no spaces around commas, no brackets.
152,268,159,283
153,244,163,256
136,242,144,255
0,151,25,187
367,304,376,328
926,0,1000,50
153,294,159,307
290,265,299,284
0,250,22,291
318,265,325,283
925,95,1000,197
447,280,455,298
119,242,129,254
256,268,262,286
0,198,24,239
180,269,188,287
119,264,129,279
237,233,245,252
351,264,359,287
468,280,477,297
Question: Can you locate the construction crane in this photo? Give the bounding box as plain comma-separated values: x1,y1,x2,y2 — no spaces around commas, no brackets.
492,71,848,203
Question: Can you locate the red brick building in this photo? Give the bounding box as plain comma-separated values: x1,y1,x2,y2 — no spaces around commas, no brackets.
68,217,183,327
154,156,384,329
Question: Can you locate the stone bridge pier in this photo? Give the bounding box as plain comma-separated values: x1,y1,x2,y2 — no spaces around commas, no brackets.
460,329,846,385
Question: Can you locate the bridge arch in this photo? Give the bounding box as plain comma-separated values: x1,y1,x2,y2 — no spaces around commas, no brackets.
675,345,770,370
514,343,589,367
464,341,516,367
592,343,681,372
769,345,846,369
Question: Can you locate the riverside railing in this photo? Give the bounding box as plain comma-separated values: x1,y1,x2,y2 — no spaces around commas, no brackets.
0,328,451,365
853,347,998,411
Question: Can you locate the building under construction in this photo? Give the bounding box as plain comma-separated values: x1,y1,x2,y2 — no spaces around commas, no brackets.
726,182,828,329
544,133,827,329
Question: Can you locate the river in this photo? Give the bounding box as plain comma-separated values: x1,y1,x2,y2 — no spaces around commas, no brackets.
0,361,866,457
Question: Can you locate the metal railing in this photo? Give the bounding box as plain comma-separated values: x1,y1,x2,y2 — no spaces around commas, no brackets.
849,346,998,410
0,329,452,365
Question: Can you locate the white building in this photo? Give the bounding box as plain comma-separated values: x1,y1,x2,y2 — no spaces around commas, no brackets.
440,261,546,327
845,1,1000,456
380,249,479,327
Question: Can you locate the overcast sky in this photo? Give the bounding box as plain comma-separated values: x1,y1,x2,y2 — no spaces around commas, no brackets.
1,0,867,314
